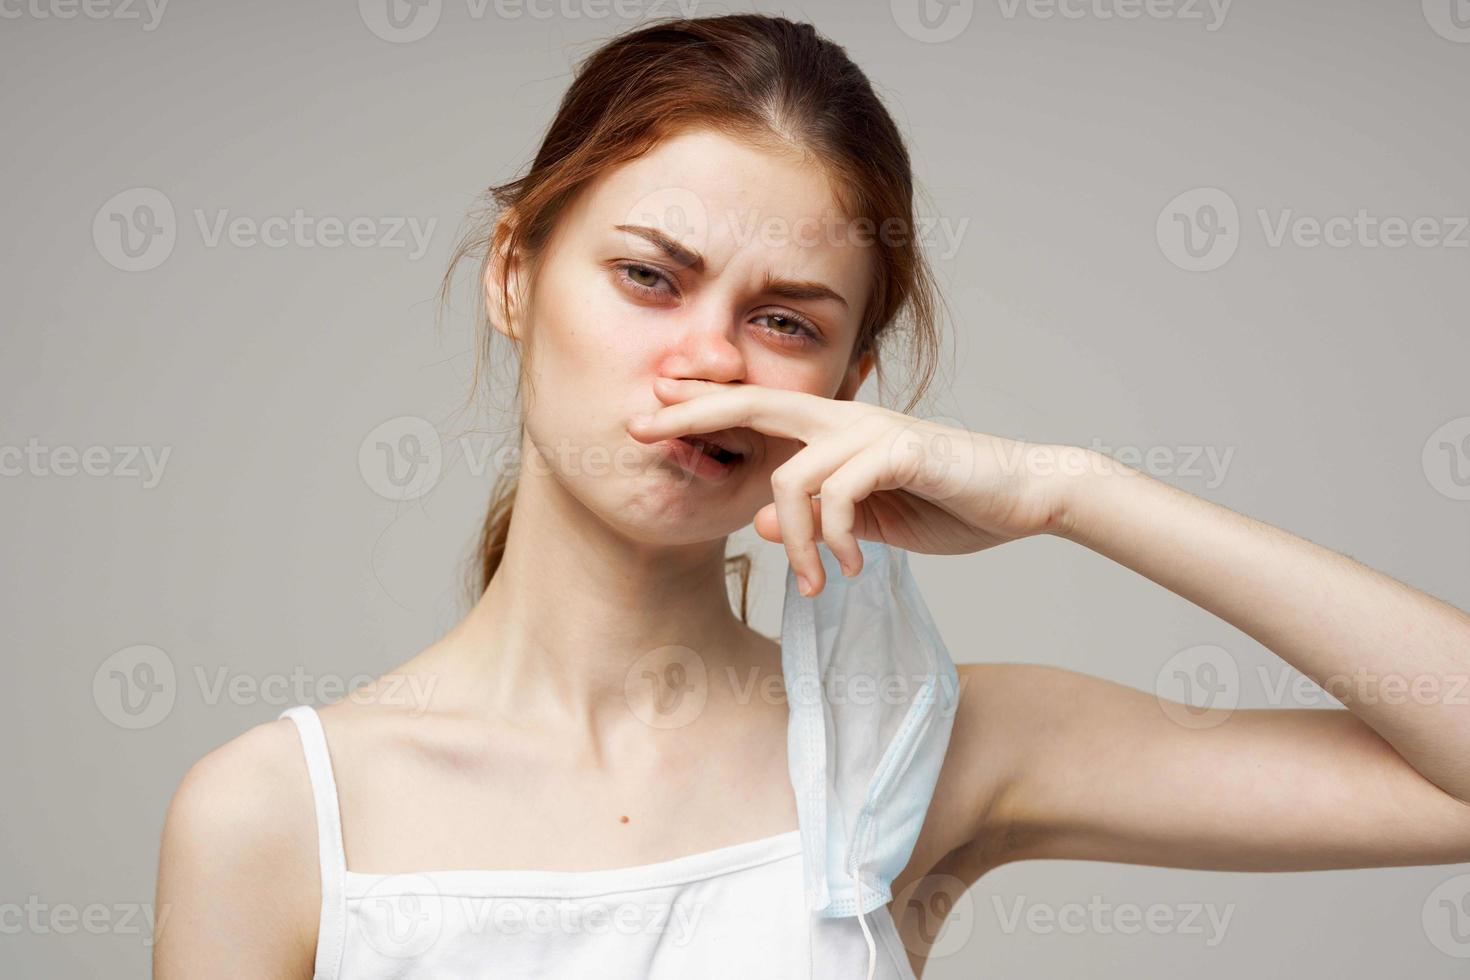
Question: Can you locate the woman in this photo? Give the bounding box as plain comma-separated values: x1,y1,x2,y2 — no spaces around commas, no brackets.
152,13,1470,979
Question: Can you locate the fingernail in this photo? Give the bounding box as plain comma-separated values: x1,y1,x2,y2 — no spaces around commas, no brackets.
839,561,852,577
630,412,653,428
797,574,811,596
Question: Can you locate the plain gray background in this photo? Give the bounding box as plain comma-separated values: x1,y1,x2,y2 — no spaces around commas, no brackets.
3,0,1469,976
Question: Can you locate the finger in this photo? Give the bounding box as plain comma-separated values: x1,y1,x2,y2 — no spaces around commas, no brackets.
768,421,877,590
817,438,900,577
770,452,823,597
628,379,845,446
755,500,810,543
776,417,876,578
756,498,886,549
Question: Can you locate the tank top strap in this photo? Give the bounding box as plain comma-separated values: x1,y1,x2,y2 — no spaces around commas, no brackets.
280,705,347,980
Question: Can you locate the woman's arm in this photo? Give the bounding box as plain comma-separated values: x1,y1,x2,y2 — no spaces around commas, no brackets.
931,663,1470,874
918,446,1470,883
626,383,1470,872
1053,444,1470,804
152,721,318,979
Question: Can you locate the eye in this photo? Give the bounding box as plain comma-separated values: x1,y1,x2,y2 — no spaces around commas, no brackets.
753,311,821,348
614,262,676,298
613,261,823,350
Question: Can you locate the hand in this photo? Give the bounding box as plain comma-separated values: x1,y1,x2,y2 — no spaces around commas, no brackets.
627,378,1077,596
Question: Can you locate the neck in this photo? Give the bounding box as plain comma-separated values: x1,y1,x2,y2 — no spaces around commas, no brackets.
432,459,758,729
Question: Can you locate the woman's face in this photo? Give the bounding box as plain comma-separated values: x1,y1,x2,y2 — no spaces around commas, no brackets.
496,127,877,546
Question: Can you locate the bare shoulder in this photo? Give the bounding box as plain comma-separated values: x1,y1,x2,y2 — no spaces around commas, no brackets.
154,717,318,978
165,716,316,835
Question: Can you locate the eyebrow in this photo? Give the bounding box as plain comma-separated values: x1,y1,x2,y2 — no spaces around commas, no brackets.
612,223,850,310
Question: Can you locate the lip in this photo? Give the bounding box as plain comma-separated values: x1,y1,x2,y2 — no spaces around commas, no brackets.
681,427,754,458
657,436,746,482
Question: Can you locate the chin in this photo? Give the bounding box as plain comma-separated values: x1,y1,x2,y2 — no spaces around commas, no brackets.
592,479,761,549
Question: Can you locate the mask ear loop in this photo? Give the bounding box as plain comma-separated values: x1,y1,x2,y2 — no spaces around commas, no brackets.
857,877,877,980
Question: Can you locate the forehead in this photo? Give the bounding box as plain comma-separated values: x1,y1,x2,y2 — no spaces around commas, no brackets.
564,127,873,301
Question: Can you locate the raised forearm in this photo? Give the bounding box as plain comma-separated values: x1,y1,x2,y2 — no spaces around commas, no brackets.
1043,444,1470,803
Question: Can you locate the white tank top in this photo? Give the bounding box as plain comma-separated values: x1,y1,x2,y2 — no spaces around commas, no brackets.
281,705,919,979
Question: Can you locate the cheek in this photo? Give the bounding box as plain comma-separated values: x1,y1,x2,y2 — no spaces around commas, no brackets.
531,274,649,381
748,362,848,401
543,293,680,398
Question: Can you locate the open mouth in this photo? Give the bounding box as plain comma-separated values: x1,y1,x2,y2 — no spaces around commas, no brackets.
676,435,745,466
661,429,752,481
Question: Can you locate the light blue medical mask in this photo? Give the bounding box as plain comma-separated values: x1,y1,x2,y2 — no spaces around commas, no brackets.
781,538,960,972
